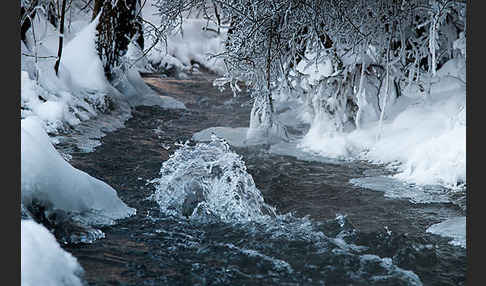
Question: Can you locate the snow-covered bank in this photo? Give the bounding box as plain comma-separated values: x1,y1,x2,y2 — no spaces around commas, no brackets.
295,58,466,189
21,12,185,136
20,11,176,223
142,0,227,75
21,13,109,134
21,117,136,224
20,6,186,284
284,57,466,249
22,220,84,286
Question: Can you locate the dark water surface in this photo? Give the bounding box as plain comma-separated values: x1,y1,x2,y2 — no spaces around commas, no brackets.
57,73,466,285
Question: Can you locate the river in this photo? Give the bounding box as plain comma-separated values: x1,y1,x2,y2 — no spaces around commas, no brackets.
55,72,466,286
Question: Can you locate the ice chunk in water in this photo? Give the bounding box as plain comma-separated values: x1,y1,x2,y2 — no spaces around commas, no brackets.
349,176,451,204
426,216,466,248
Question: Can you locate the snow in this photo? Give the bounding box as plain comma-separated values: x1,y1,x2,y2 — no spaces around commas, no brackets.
426,216,466,248
21,11,185,136
20,3,191,231
296,52,335,86
165,18,226,73
21,220,84,286
20,71,73,132
142,0,226,74
296,58,466,188
21,117,136,225
61,14,109,91
21,14,110,133
112,66,186,109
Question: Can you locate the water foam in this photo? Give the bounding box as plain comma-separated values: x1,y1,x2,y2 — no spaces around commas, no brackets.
150,135,276,223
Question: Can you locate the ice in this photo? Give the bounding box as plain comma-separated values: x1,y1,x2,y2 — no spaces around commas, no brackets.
298,113,353,160
21,220,84,286
269,141,343,164
349,176,451,204
192,127,251,147
21,117,136,225
426,216,466,248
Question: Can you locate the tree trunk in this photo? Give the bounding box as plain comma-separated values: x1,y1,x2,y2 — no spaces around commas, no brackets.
20,0,39,45
54,0,67,76
92,0,103,20
94,0,143,80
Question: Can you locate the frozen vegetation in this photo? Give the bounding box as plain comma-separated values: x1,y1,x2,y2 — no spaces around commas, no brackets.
180,0,467,248
295,57,466,188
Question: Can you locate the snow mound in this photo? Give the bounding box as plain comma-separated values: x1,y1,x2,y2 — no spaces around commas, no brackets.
61,14,109,91
297,58,466,188
21,12,184,139
426,216,466,248
21,14,111,134
21,117,136,225
22,220,84,286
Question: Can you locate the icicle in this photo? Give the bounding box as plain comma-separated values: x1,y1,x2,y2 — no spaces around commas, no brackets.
355,49,367,130
354,60,368,129
429,13,437,77
377,49,390,141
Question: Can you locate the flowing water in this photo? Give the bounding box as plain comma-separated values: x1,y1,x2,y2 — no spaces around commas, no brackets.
54,72,466,285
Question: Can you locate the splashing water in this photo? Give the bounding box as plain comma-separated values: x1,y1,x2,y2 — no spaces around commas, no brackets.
149,135,425,285
150,135,276,223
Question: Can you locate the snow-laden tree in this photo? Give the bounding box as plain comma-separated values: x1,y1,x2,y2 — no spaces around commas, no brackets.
142,0,466,139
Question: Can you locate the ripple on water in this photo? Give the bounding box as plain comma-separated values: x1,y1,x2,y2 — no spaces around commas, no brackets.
147,135,426,285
